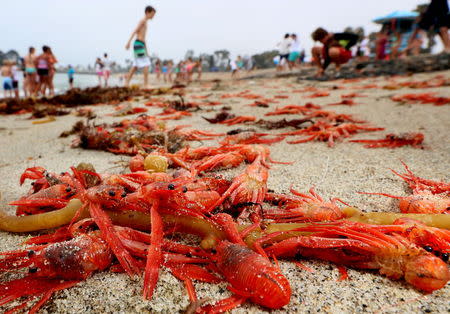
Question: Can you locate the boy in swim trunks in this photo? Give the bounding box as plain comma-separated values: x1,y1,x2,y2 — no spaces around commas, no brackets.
311,27,358,77
1,60,13,98
125,5,156,88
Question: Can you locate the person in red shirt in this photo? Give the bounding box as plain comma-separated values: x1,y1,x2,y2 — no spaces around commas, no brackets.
311,27,358,77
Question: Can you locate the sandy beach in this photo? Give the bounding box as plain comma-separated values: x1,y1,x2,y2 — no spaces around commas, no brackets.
0,69,449,313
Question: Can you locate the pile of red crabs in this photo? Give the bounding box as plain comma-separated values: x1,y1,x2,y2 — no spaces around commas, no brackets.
0,78,449,313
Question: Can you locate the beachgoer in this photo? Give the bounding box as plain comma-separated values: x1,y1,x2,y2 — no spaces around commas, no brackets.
1,60,13,98
185,58,196,83
67,65,75,89
231,56,243,79
94,58,104,86
389,31,403,59
244,55,255,72
236,56,244,69
180,61,188,82
408,0,450,53
35,46,52,96
311,27,358,77
162,62,168,82
47,48,58,96
230,58,238,79
102,53,112,87
24,47,37,97
277,34,291,71
125,5,156,88
155,60,161,81
375,27,389,60
174,61,183,83
356,36,370,62
11,61,22,99
288,34,301,70
299,50,306,64
167,60,174,83
196,58,203,80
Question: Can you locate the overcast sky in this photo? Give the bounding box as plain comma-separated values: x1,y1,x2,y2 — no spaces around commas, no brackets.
1,0,427,66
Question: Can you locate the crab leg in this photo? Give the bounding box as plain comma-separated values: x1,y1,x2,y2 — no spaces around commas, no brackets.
143,200,163,299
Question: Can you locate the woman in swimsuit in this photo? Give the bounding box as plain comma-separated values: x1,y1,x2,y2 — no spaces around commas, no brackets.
185,59,194,83
24,47,37,97
35,46,52,96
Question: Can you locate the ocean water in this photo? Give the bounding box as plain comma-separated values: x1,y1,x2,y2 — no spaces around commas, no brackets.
8,73,123,97
53,73,122,93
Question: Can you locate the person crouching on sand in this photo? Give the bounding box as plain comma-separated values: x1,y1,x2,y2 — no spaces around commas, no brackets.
311,27,358,77
125,5,156,88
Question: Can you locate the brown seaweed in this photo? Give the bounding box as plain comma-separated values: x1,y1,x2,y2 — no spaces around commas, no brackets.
203,111,235,123
256,118,312,130
0,86,178,115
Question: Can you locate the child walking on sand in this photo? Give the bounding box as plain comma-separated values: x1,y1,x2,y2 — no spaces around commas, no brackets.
125,6,156,88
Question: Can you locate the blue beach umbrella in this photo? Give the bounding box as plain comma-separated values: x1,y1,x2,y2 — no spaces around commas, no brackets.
373,11,419,24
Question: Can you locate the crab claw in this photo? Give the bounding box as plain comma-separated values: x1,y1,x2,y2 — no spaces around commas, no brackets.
19,167,46,185
208,155,268,213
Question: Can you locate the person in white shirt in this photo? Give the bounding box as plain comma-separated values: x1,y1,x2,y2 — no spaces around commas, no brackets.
288,33,301,70
277,34,291,71
356,37,370,61
102,53,112,87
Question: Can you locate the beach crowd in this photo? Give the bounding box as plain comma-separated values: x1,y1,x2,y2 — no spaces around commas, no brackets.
1,46,58,98
1,0,449,97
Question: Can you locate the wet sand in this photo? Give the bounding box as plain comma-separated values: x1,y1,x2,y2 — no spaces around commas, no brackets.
0,69,449,313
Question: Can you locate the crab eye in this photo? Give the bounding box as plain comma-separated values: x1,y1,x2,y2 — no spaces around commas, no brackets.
442,253,449,262
168,184,175,190
423,246,433,253
29,267,38,273
121,192,127,197
182,186,188,193
108,190,116,197
65,187,72,192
